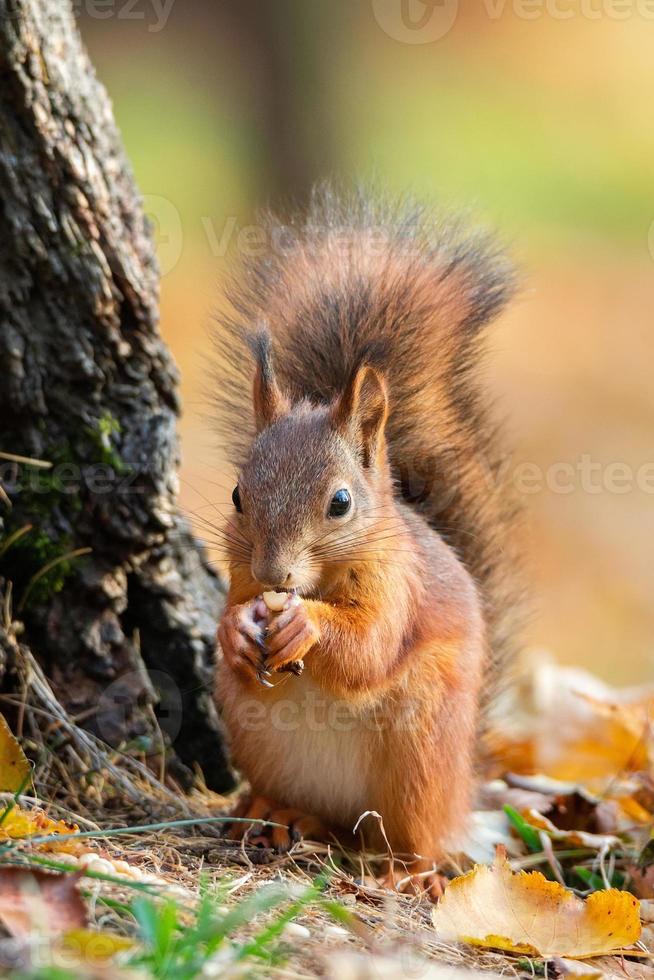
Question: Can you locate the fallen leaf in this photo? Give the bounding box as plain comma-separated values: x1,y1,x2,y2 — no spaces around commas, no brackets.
500,772,654,834
552,958,603,980
580,957,654,980
481,778,557,815
641,899,654,924
640,899,654,950
432,853,641,958
0,713,31,793
61,928,134,960
0,867,85,937
0,802,79,851
489,654,654,788
616,796,654,825
521,809,621,851
554,957,654,980
630,865,654,900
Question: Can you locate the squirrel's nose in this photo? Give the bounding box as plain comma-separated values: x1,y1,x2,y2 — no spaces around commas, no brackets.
251,560,293,590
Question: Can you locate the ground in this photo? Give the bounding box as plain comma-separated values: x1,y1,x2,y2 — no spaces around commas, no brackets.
0,623,651,979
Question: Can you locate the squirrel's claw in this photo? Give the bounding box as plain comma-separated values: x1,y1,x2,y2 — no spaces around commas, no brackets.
256,670,275,688
265,600,319,671
225,795,329,854
218,601,268,685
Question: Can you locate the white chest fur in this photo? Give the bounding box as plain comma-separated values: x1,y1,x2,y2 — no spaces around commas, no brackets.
221,669,379,831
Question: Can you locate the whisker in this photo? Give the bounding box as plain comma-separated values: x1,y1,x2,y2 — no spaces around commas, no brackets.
194,526,251,548
180,479,240,527
191,518,252,549
188,511,245,536
194,540,252,562
180,473,236,496
196,523,249,542
311,522,408,549
185,471,238,491
311,548,400,563
313,531,410,554
306,557,410,569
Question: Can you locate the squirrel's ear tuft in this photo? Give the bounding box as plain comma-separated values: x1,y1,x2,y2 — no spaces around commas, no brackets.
249,326,290,432
332,365,388,468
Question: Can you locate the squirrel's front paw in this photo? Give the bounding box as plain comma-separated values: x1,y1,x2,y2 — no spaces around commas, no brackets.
218,599,270,685
264,596,320,671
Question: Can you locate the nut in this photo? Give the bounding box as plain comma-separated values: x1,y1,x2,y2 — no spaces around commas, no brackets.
262,590,288,612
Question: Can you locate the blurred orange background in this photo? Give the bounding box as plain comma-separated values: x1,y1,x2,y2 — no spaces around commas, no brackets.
80,0,654,685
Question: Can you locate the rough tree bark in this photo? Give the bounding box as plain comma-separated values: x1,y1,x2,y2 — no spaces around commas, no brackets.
0,0,233,791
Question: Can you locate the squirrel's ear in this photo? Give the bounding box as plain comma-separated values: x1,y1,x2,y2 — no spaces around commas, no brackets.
249,328,290,432
332,365,388,468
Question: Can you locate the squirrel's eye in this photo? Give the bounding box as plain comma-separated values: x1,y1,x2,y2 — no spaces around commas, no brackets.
328,488,351,518
232,485,242,513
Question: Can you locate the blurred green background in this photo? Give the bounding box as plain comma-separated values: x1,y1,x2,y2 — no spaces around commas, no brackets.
80,0,654,684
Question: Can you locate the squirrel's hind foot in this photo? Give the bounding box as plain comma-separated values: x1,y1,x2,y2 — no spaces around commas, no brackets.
224,794,329,853
378,862,447,903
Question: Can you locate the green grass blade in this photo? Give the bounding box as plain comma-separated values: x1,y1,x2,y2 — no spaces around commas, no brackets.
504,804,543,853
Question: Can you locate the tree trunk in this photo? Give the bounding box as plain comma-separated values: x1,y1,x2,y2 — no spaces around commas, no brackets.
0,0,233,791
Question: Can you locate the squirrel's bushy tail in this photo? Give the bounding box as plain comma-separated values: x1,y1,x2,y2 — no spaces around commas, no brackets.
211,185,523,703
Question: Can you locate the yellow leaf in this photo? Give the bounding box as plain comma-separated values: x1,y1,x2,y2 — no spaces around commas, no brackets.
61,928,134,960
0,803,79,851
432,854,641,959
490,656,654,789
0,713,30,793
617,796,653,824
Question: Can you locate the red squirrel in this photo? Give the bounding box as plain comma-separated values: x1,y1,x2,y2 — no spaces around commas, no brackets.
212,188,521,899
